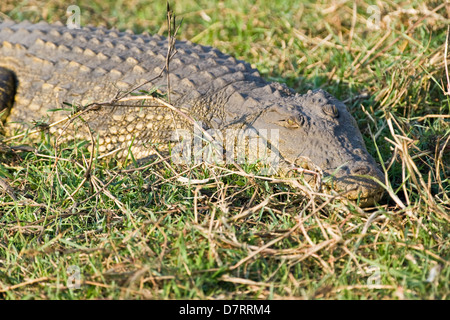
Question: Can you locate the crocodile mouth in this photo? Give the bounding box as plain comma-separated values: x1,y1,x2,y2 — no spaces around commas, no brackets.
289,157,385,207
324,173,385,207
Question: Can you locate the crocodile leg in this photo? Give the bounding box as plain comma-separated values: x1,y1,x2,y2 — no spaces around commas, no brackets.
0,67,16,124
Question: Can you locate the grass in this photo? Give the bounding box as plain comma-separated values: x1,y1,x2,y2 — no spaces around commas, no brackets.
0,0,449,299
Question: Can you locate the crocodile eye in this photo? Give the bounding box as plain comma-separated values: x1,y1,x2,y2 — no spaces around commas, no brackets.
322,104,339,118
284,117,298,128
295,114,306,126
284,115,306,128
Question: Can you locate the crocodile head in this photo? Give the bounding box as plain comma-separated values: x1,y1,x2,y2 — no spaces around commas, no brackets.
252,89,384,206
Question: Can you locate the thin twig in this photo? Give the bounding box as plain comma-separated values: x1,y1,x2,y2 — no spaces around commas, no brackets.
444,25,450,95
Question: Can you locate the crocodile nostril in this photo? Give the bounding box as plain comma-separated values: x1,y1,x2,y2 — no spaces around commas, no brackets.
351,165,370,175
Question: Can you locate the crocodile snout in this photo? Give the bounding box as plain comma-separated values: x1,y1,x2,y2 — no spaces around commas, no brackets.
326,161,385,207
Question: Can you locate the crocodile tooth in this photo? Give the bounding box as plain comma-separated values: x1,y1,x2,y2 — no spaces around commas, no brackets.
53,21,64,27
109,31,118,38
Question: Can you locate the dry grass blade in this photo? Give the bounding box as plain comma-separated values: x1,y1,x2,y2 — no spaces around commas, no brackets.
444,25,450,95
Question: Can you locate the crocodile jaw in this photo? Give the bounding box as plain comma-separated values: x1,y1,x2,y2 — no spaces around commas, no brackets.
326,171,385,207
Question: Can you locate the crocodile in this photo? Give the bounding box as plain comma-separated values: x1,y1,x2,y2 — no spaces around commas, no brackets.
0,20,384,206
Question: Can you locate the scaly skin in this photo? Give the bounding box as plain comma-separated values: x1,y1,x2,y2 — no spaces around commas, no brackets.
0,20,384,206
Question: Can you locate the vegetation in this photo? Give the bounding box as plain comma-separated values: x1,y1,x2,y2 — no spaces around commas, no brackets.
0,0,448,299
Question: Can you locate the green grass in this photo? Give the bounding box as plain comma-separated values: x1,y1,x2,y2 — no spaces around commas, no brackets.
0,0,449,299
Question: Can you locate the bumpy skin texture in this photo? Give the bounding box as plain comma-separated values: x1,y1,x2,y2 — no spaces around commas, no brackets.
0,20,384,206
